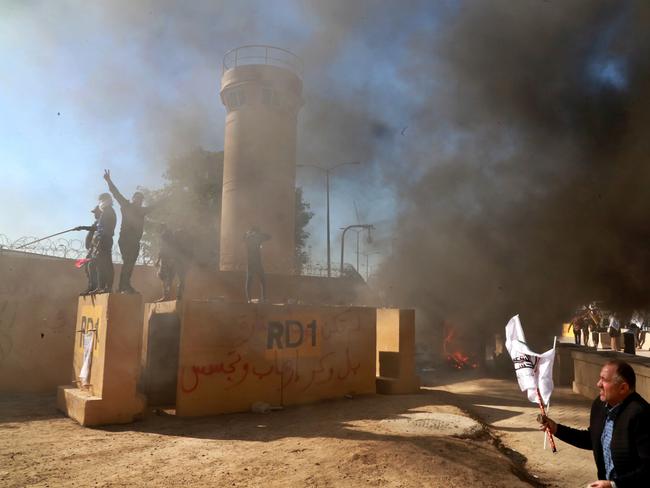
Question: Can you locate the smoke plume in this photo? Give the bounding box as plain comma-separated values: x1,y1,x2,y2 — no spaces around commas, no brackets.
370,1,650,349
6,1,650,351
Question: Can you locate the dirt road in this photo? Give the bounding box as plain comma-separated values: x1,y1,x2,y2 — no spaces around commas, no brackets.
1,384,540,488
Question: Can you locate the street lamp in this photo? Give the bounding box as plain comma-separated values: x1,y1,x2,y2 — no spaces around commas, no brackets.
297,161,360,277
340,224,374,276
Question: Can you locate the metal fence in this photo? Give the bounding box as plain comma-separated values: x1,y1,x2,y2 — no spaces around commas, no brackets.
223,45,303,76
300,263,342,278
0,234,154,265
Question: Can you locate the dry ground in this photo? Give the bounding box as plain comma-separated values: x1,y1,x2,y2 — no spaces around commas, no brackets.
2,371,592,487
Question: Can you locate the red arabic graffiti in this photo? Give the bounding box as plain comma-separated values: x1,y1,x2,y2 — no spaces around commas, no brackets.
179,347,362,395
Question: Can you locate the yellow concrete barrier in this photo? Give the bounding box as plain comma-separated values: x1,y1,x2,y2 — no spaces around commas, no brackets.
376,308,420,394
176,301,376,416
57,293,145,426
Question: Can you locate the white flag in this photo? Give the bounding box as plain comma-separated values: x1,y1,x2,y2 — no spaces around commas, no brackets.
505,315,555,405
79,331,94,386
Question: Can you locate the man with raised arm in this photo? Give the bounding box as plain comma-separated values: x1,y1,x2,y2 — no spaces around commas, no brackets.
103,169,152,294
539,360,650,488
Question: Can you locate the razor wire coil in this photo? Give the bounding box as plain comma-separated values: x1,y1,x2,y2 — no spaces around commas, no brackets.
0,234,155,265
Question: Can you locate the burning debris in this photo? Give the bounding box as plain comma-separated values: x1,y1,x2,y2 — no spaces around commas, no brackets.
443,323,478,370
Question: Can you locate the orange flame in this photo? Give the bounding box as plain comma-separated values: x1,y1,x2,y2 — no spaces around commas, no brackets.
443,322,478,370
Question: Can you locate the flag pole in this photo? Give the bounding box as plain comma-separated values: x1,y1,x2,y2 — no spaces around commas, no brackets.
15,227,79,249
543,335,558,450
536,386,557,453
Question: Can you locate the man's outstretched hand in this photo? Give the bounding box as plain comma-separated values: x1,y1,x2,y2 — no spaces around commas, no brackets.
103,169,111,182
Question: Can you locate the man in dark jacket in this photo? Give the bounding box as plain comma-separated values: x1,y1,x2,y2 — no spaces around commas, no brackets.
74,205,102,294
539,360,650,488
243,226,270,303
104,169,151,293
155,224,192,302
94,192,116,293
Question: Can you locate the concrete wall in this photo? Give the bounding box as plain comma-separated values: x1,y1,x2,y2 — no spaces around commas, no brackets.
0,252,159,393
376,308,419,394
553,343,588,387
175,301,376,416
571,349,650,400
1,252,379,395
183,267,375,306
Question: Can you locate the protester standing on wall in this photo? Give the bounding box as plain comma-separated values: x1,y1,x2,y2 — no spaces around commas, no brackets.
103,170,151,294
94,192,116,293
639,314,650,350
155,224,191,302
608,313,621,352
569,313,584,345
243,226,270,303
74,205,102,295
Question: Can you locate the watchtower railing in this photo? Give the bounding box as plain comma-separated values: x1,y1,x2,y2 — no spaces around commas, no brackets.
223,45,303,77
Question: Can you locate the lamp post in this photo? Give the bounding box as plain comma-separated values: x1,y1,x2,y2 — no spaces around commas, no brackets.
340,224,374,276
351,228,364,272
297,161,360,277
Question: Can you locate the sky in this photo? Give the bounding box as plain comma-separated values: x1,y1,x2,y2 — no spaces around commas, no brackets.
0,0,431,273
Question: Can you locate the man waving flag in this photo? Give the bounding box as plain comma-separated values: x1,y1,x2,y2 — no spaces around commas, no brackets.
505,314,557,452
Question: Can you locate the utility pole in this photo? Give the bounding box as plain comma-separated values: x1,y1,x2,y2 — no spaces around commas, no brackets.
297,161,360,277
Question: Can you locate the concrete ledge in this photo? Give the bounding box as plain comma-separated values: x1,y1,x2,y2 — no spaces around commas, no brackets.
376,309,419,394
571,349,650,400
57,385,145,427
58,294,146,426
554,343,595,387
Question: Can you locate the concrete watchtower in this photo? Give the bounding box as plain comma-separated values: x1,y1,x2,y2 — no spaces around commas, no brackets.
219,45,304,274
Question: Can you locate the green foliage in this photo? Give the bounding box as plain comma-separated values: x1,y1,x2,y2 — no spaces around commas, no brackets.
294,186,314,273
139,148,223,266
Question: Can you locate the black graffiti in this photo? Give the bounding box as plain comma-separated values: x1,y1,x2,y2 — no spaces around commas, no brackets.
79,316,100,348
267,320,317,349
513,353,537,371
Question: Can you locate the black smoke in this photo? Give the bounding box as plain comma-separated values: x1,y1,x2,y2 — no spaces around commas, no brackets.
371,0,650,350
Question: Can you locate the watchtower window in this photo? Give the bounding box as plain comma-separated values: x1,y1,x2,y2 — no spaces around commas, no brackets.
261,87,283,109
226,89,246,110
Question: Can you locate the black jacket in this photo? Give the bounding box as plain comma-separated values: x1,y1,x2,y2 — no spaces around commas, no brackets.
107,179,149,241
96,205,117,240
555,392,650,487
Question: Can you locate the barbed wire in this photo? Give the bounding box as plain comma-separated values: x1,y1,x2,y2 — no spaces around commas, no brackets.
1,235,366,277
301,263,340,278
0,234,155,265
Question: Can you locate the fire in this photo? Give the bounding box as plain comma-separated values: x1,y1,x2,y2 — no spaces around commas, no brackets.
443,323,478,370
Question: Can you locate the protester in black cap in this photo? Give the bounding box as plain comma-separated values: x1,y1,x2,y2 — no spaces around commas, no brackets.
103,169,152,294
93,192,116,293
74,206,102,294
